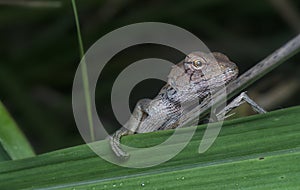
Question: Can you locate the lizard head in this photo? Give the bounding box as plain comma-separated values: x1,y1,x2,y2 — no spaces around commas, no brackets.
168,52,238,94
183,52,238,84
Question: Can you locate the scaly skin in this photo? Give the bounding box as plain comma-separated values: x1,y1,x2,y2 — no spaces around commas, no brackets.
110,52,239,158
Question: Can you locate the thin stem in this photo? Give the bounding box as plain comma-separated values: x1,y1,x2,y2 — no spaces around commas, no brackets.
71,0,95,141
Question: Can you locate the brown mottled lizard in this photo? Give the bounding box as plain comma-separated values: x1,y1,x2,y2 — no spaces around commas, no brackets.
110,52,266,158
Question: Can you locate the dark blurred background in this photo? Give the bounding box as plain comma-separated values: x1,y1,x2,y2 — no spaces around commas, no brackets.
0,0,299,154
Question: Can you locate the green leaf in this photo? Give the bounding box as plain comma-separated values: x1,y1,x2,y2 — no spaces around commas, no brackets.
0,101,35,161
0,106,300,189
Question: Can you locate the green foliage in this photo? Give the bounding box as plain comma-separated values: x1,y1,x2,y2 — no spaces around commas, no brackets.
0,106,299,189
0,101,35,161
0,1,300,189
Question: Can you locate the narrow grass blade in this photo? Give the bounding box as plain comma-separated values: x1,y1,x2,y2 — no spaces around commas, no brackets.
0,101,35,161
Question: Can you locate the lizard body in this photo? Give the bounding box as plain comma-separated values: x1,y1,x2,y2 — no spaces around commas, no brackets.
110,52,240,157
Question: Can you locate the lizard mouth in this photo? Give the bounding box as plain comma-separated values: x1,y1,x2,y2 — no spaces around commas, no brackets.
225,68,239,80
227,68,236,74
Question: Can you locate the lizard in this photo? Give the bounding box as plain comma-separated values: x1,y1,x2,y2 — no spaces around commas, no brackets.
110,51,266,158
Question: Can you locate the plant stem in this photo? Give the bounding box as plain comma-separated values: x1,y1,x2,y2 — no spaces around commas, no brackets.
71,0,94,141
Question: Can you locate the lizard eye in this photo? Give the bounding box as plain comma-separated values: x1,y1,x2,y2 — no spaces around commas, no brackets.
193,60,202,68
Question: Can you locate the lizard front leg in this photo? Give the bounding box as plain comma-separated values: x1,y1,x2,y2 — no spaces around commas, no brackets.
216,92,266,120
110,127,131,158
110,99,151,158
